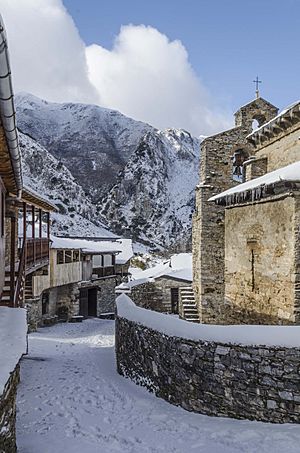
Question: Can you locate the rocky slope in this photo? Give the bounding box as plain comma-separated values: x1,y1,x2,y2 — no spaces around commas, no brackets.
19,131,114,238
16,93,201,250
99,129,201,249
15,93,152,202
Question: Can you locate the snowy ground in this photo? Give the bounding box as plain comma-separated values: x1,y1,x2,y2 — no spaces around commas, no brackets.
17,320,300,453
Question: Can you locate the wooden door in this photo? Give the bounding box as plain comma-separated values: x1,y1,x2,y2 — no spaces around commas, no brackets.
88,288,97,317
170,288,179,314
79,288,89,318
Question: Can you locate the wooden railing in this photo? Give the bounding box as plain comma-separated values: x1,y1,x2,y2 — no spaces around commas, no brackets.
25,238,50,266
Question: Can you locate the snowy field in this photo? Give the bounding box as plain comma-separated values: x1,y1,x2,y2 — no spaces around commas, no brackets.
17,320,300,453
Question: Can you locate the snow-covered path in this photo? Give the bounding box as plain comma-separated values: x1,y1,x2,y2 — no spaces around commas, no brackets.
17,320,300,453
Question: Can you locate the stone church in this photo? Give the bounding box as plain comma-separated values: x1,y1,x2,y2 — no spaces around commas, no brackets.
193,95,300,325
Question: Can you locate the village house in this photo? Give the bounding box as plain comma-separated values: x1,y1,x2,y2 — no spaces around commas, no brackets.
117,253,199,322
193,94,300,325
0,17,30,451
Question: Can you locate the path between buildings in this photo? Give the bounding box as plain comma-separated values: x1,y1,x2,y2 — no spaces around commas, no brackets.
17,319,300,453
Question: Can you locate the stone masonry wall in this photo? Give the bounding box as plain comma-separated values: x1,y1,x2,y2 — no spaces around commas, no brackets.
116,316,300,423
193,98,278,325
224,196,296,324
130,278,190,313
0,364,20,453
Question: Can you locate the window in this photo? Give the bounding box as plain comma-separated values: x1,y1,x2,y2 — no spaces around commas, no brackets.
232,149,248,183
57,250,64,264
73,250,80,262
65,250,72,263
103,254,112,267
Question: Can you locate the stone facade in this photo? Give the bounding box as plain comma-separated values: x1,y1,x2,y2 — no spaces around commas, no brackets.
116,315,300,423
130,277,191,314
224,195,299,324
0,365,20,453
193,98,279,323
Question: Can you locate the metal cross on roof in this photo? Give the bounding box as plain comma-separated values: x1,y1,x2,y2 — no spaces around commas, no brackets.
253,76,262,99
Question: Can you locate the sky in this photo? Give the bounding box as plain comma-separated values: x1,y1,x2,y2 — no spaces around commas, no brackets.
0,0,299,136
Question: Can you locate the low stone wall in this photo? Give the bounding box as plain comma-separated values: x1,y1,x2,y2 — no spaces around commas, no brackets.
0,364,20,453
116,315,300,423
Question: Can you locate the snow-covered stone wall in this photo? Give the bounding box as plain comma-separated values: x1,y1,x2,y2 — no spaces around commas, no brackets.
116,296,300,423
0,364,20,453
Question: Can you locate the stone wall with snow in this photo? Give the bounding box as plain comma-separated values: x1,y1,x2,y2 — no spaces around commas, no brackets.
116,295,300,423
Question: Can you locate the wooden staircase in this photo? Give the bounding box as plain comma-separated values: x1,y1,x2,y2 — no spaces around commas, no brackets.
180,287,200,323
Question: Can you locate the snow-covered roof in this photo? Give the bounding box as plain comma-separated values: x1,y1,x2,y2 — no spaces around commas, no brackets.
115,239,134,265
209,160,300,203
247,101,300,142
51,236,122,254
0,307,27,395
50,236,133,263
122,253,192,289
22,185,57,212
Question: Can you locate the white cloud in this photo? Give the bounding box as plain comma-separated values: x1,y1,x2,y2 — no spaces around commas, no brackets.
0,0,99,104
0,0,230,135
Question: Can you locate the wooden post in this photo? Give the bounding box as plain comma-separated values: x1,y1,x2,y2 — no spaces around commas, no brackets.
47,212,50,239
32,205,35,263
10,216,16,306
23,202,27,242
39,209,42,238
39,209,42,260
23,202,27,268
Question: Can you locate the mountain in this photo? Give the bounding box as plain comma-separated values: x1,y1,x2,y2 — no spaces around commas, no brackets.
15,93,152,202
19,131,114,238
16,93,201,250
99,129,201,250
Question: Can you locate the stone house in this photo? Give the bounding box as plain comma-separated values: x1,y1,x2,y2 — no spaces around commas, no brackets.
193,96,300,325
117,253,199,322
27,236,133,327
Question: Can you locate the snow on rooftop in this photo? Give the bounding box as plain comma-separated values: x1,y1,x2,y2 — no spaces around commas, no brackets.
209,160,300,202
127,253,192,287
115,239,133,265
50,236,133,263
117,294,300,347
0,307,27,395
50,236,122,254
247,100,300,139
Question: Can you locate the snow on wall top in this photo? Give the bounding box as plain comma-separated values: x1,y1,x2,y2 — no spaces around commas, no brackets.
209,160,300,202
117,294,300,347
0,307,27,395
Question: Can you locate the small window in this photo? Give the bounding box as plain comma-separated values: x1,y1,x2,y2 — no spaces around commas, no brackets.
65,250,72,263
103,254,112,267
73,250,80,262
57,250,64,264
232,149,248,183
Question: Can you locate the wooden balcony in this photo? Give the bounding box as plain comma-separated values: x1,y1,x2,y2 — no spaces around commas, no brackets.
25,238,50,268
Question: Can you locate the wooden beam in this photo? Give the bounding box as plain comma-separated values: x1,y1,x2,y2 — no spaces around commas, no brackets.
39,209,42,238
10,216,16,306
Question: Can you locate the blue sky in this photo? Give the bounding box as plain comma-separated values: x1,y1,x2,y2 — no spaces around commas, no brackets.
63,0,300,113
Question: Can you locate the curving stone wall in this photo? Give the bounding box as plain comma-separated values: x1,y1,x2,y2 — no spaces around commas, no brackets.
116,313,300,423
0,364,20,453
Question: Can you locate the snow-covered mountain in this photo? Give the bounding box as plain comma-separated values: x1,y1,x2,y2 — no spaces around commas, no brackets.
16,93,201,250
99,129,201,249
19,131,114,238
15,93,152,202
